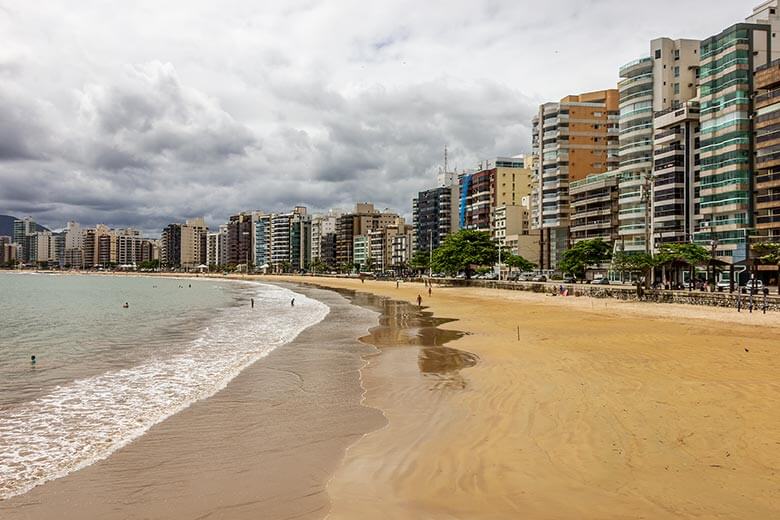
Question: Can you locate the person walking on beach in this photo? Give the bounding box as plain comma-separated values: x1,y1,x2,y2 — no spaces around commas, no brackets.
417,294,422,308
428,286,432,297
396,280,399,289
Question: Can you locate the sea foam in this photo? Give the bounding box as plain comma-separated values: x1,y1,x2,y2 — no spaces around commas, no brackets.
0,282,329,500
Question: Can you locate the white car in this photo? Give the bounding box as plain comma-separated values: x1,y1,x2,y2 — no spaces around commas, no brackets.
741,279,765,294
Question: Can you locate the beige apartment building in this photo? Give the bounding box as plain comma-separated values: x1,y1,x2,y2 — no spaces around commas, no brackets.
531,89,620,269
180,218,208,270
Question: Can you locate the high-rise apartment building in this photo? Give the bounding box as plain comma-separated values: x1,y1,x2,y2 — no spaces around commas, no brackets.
532,90,620,269
459,156,533,233
753,58,780,241
413,184,458,255
696,5,780,262
652,102,701,245
116,228,143,265
227,212,254,266
160,223,182,268
336,203,399,266
617,38,700,253
569,172,620,244
180,218,208,270
311,210,340,263
253,213,271,269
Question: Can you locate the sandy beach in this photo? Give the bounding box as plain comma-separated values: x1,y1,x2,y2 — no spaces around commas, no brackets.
2,273,779,519
275,276,780,519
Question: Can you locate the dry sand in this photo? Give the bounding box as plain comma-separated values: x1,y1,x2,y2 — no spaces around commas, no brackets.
275,276,780,520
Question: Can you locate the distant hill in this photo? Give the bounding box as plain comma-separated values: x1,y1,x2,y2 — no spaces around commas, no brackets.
0,215,49,238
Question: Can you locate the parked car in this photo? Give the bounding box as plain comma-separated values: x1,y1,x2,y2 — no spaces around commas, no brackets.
531,275,547,282
716,279,734,291
563,276,576,284
592,277,611,285
483,272,499,280
741,279,765,294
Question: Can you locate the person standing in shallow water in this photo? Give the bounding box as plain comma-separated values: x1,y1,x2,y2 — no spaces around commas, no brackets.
291,298,295,307
251,298,254,308
31,355,36,365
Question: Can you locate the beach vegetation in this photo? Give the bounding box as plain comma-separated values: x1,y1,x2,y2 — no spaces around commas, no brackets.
504,253,535,275
410,250,430,273
430,230,497,279
310,258,328,274
558,239,612,278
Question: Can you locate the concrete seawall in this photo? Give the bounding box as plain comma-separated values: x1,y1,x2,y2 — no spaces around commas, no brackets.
431,278,780,312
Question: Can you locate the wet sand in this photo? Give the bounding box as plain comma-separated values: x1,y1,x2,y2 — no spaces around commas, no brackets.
273,276,780,520
0,285,388,520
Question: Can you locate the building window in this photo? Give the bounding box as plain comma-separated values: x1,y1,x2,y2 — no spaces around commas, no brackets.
655,49,661,59
674,66,679,77
674,83,680,94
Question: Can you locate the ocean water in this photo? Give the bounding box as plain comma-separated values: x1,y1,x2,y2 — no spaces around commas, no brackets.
0,273,329,499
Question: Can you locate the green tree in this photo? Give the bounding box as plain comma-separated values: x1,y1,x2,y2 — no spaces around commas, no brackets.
558,239,612,278
310,258,327,274
410,250,430,273
612,251,656,286
504,253,535,275
430,230,497,279
655,243,710,289
138,259,160,271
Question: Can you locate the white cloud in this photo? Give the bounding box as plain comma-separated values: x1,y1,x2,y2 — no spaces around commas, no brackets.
0,0,751,233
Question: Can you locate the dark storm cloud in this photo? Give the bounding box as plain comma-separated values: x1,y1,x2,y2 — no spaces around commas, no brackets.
0,0,750,233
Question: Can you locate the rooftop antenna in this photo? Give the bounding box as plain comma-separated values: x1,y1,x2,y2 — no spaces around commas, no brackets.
444,144,449,173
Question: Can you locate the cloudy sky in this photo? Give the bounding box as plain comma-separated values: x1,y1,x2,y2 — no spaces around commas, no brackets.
0,0,750,233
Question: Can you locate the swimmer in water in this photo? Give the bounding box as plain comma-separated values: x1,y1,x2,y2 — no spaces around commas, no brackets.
123,302,129,308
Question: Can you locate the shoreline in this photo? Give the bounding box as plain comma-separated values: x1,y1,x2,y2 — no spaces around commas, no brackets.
4,272,779,518
274,275,780,519
0,282,390,519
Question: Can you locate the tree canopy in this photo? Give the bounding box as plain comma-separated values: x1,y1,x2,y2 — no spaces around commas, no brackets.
612,251,655,272
504,252,535,273
655,243,710,266
752,242,780,265
430,230,497,278
558,239,612,277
